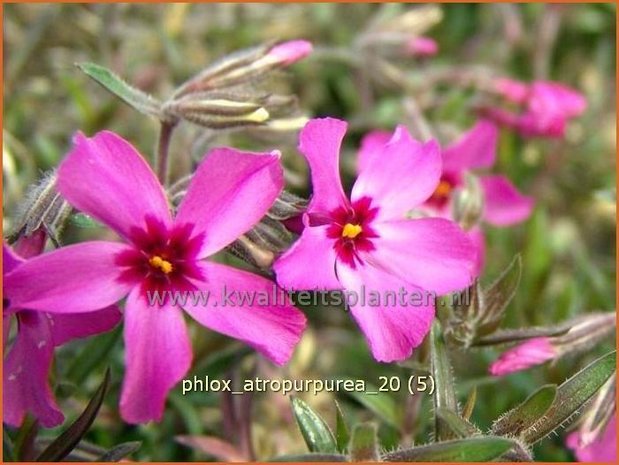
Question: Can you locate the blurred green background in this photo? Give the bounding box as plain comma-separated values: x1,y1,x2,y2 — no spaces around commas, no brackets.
3,3,616,462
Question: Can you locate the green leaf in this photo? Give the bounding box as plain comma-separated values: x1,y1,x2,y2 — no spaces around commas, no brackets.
76,62,163,119
345,385,399,428
492,384,557,436
37,369,110,461
3,430,15,462
349,423,379,462
435,408,480,438
96,441,141,462
70,213,102,229
521,351,616,444
66,326,121,384
290,397,337,453
383,436,516,462
334,401,350,453
478,255,522,335
430,322,459,440
268,453,347,462
461,387,476,421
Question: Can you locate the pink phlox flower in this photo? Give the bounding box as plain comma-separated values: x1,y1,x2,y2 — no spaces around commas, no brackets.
3,241,121,428
4,131,306,423
275,118,477,362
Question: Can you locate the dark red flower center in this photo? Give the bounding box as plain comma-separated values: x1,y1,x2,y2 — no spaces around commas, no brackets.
326,196,379,268
116,216,205,296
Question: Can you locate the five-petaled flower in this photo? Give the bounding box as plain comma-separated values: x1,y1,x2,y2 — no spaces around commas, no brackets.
488,78,587,138
358,119,534,273
3,131,306,424
274,118,477,362
3,241,121,427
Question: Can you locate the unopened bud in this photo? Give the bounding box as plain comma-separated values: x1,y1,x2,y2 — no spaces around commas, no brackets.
452,173,484,231
266,40,313,66
405,36,438,57
7,171,72,247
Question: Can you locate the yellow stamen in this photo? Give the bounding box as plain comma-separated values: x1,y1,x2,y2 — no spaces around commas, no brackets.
433,180,452,198
149,255,174,274
342,223,363,239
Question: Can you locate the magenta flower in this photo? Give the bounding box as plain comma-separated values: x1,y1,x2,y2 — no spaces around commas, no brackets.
274,118,477,362
405,37,439,57
488,337,557,376
490,78,587,138
566,416,617,462
4,131,306,423
3,242,121,428
358,120,533,272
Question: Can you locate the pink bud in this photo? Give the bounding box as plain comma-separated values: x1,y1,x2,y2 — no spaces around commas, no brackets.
268,40,313,66
405,37,439,57
528,81,587,119
489,337,557,376
494,78,530,104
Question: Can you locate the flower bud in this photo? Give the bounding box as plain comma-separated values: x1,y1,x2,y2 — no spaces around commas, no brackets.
405,36,438,57
266,40,313,66
452,173,484,231
489,337,557,376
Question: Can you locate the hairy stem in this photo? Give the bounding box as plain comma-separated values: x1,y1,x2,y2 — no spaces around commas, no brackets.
155,121,176,185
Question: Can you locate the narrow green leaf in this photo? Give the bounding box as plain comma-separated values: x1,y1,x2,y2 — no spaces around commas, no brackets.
76,62,163,119
521,351,616,444
97,441,141,462
383,436,515,462
66,326,121,384
472,324,570,347
70,213,102,229
435,408,480,438
345,385,399,428
430,322,459,440
268,453,347,462
290,397,337,453
492,384,557,436
461,387,476,421
36,369,110,461
334,401,350,453
3,430,15,462
349,423,379,462
478,254,522,335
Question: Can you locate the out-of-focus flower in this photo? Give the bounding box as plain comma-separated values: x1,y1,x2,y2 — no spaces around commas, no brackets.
4,131,306,424
358,120,533,273
489,78,587,138
488,337,557,376
274,118,477,362
567,416,617,462
405,36,439,57
267,40,313,66
3,242,121,428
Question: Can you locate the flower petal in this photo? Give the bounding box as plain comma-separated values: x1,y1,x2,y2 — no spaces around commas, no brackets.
120,288,192,424
176,148,283,257
184,262,306,365
371,218,477,295
356,131,391,175
468,227,486,277
481,175,534,226
351,126,442,221
274,225,341,291
3,312,64,428
4,241,132,313
3,242,24,274
298,118,349,215
57,131,171,240
49,305,122,347
336,262,435,362
442,120,498,172
489,337,556,376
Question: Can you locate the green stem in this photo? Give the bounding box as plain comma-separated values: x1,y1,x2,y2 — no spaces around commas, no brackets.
156,122,176,185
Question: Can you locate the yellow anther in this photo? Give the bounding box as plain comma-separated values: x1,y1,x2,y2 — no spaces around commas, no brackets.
342,223,363,239
433,180,452,198
149,255,174,274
